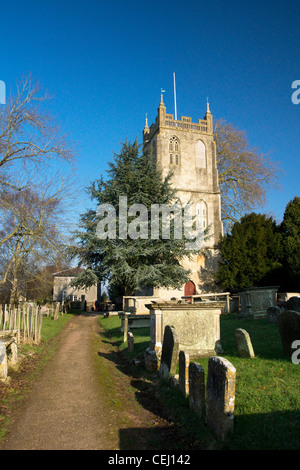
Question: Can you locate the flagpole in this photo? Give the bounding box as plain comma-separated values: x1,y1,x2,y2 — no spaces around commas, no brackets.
173,72,177,120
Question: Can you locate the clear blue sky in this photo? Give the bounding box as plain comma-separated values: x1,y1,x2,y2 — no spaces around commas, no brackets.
1,0,299,224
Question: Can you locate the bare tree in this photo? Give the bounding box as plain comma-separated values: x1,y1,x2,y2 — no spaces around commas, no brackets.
214,119,280,229
0,75,76,254
0,75,73,185
0,181,74,303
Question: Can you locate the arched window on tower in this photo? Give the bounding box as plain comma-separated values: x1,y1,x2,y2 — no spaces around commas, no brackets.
196,200,208,229
169,136,180,166
196,140,206,169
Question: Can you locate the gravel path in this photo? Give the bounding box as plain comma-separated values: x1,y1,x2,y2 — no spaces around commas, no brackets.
0,314,175,450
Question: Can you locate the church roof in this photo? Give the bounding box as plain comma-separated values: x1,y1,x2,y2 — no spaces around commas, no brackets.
52,267,85,277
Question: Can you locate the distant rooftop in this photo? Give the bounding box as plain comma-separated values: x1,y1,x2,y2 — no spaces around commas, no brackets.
52,267,85,277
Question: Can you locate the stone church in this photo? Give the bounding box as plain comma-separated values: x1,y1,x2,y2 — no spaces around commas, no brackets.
141,93,223,300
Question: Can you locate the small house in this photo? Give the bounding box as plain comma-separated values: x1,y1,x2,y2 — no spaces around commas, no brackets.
52,267,101,309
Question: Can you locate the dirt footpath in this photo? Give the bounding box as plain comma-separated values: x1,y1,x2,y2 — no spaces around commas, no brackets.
0,313,178,451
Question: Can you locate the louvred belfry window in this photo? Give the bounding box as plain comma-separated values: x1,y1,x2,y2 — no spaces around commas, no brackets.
169,136,180,165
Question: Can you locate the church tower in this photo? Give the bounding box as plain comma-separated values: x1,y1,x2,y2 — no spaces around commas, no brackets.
143,93,223,298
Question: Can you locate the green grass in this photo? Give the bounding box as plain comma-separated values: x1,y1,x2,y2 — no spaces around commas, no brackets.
18,313,74,357
195,315,300,449
99,315,150,360
99,314,300,450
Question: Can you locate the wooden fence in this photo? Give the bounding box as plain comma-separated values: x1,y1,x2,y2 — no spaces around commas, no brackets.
0,302,61,344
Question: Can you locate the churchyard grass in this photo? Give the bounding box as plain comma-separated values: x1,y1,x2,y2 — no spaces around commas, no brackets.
99,314,300,450
99,315,150,360
19,312,74,356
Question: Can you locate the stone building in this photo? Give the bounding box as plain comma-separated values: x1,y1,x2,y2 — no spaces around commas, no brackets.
53,267,101,306
142,94,223,299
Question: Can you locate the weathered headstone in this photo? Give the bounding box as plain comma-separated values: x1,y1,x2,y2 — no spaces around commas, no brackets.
159,325,179,380
127,332,134,352
189,362,205,418
179,350,190,398
285,297,300,313
234,328,255,358
0,341,7,381
144,347,158,373
8,340,18,365
169,375,179,389
267,306,282,323
206,356,236,442
54,302,60,321
277,310,300,357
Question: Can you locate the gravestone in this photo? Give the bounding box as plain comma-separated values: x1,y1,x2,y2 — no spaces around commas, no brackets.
277,310,300,357
206,356,236,442
189,362,205,418
127,332,134,353
144,347,158,373
267,306,282,323
234,328,255,358
285,296,300,313
170,375,179,389
54,302,60,321
179,350,190,398
0,341,7,381
159,325,179,380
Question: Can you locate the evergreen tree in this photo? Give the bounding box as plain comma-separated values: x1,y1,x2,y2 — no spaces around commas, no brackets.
70,140,205,295
215,212,282,292
280,196,300,290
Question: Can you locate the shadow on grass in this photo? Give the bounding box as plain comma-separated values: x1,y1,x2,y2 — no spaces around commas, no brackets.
98,314,299,450
229,409,300,450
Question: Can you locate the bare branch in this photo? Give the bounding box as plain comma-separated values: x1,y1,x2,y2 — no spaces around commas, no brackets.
214,118,281,229
0,74,75,191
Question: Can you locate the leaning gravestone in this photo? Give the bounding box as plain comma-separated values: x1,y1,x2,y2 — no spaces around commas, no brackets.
277,310,300,357
234,328,255,358
189,362,205,418
179,350,190,398
206,356,236,442
0,341,7,381
159,325,179,381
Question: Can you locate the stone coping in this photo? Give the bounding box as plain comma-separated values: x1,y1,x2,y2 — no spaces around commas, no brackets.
238,286,279,292
146,301,225,310
122,313,150,318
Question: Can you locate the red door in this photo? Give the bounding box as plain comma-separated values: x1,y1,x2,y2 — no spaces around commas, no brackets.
184,280,196,297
